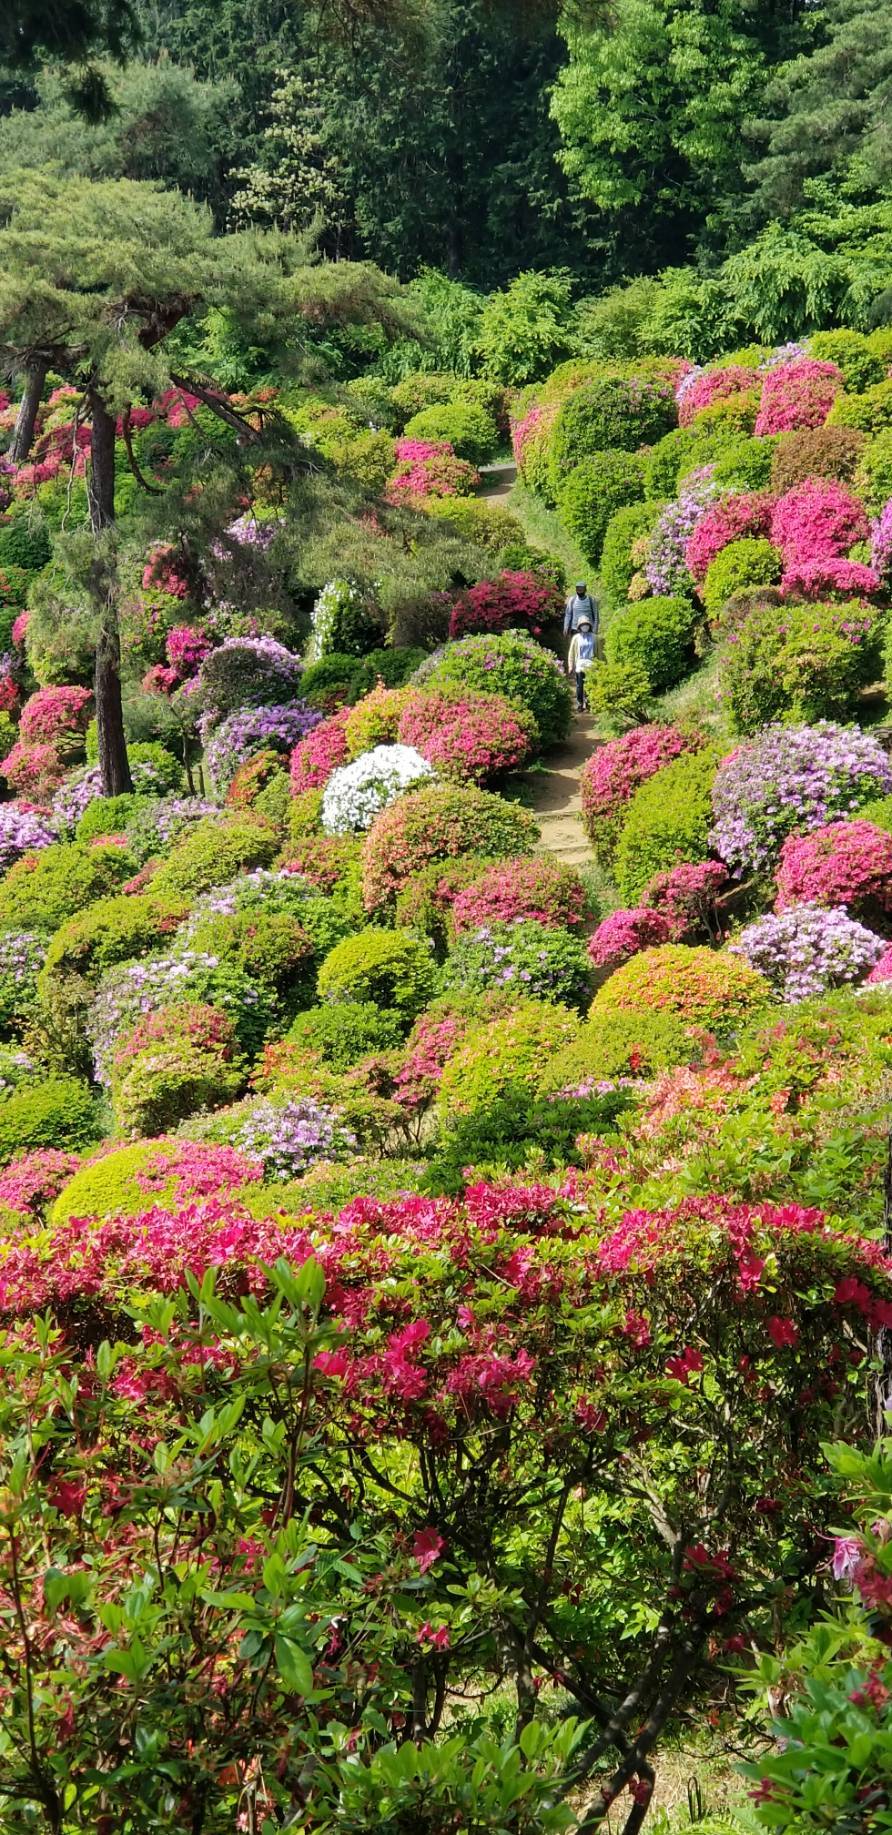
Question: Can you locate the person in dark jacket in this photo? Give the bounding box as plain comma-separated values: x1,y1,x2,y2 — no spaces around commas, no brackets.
564,581,599,642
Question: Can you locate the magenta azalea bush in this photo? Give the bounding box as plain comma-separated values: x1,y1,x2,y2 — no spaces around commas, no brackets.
770,478,868,567
19,685,93,747
450,855,588,934
387,438,479,500
588,906,672,970
775,820,892,920
754,356,842,436
685,492,774,584
677,365,757,427
448,571,563,641
398,689,537,783
780,557,882,599
289,709,351,793
581,724,702,858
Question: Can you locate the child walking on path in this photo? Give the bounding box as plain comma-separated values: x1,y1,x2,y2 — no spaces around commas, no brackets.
566,616,596,713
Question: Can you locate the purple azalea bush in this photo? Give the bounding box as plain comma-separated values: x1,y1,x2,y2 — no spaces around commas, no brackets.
872,500,892,582
0,806,56,874
710,723,892,876
731,904,885,1002
232,1096,357,1182
645,466,719,596
203,703,321,798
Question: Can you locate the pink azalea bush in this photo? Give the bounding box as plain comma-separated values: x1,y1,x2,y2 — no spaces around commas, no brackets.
588,906,673,970
868,946,892,984
290,708,351,793
685,492,774,584
775,820,892,921
580,724,703,860
770,478,869,567
448,571,563,641
18,685,93,747
0,739,66,797
451,855,589,934
780,557,883,600
677,366,758,428
387,439,479,501
397,689,538,783
142,542,190,598
166,624,213,677
754,357,843,436
642,860,729,940
0,1149,80,1219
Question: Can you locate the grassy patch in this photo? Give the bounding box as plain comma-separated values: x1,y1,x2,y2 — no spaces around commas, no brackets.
506,480,592,585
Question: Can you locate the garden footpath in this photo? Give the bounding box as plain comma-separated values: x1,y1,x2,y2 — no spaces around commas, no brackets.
518,711,596,868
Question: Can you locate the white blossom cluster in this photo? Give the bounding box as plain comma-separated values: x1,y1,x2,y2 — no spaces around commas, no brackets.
321,744,434,834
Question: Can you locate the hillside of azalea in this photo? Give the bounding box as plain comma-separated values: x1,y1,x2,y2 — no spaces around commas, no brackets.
3,329,892,1833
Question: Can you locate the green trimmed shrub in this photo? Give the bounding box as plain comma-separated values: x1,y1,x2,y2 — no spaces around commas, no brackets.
50,1138,257,1224
389,371,456,425
710,436,777,492
540,1004,693,1086
644,428,695,497
557,451,646,568
0,842,134,935
300,653,370,712
150,817,278,900
420,495,527,555
548,376,676,491
828,379,892,436
39,894,188,1000
437,997,578,1118
417,630,572,747
724,600,882,734
770,425,865,495
185,909,315,999
394,856,490,953
441,920,590,1010
0,1076,98,1166
112,1006,247,1137
75,795,146,842
854,428,892,514
0,512,51,573
586,660,654,733
614,746,720,905
593,942,771,1038
361,782,539,912
317,927,436,1023
600,500,666,610
286,1000,404,1069
702,538,782,623
810,329,887,391
403,401,499,466
605,594,699,693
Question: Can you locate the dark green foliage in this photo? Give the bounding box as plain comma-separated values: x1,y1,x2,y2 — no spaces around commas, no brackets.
425,1085,630,1192
0,513,52,573
644,429,696,497
549,375,677,491
605,594,700,693
0,1076,99,1166
557,451,646,568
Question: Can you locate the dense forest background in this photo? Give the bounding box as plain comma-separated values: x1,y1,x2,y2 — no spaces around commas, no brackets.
2,0,891,351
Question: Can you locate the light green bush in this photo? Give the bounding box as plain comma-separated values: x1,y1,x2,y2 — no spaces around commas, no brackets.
150,816,278,899
403,401,499,466
614,746,720,904
600,500,666,609
557,451,646,568
0,841,134,935
0,1076,99,1166
605,594,699,693
317,927,436,1024
701,538,782,623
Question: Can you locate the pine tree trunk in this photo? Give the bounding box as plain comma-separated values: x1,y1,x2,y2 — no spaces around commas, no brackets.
8,359,47,464
87,389,133,797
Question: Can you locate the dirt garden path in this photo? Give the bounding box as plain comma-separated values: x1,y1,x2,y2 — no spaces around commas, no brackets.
478,459,517,502
517,713,597,868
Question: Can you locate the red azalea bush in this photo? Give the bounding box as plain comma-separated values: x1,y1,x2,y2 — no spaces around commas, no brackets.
289,709,351,793
677,365,758,427
685,492,774,584
754,357,843,436
18,685,93,747
780,557,883,600
448,570,564,641
451,855,589,934
0,739,65,797
588,905,673,970
580,723,703,861
392,998,480,1111
0,1182,885,1830
386,438,480,501
770,478,869,567
397,689,538,783
775,820,892,921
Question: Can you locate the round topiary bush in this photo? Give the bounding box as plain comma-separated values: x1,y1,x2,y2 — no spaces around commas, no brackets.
51,1137,263,1224
321,744,434,835
193,636,304,721
447,570,563,642
75,793,145,843
827,377,892,437
0,930,44,1034
540,1003,693,1088
732,905,885,1003
770,424,865,494
710,722,892,877
593,942,771,1037
701,538,783,624
774,820,892,925
723,600,881,734
451,855,590,934
600,500,667,610
709,436,776,493
580,724,702,865
38,893,188,1000
437,997,578,1117
548,375,676,489
604,594,699,694
149,816,278,900
397,689,538,782
614,746,720,905
0,1076,99,1167
0,841,134,935
317,926,436,1023
402,401,500,465
110,1003,247,1138
557,451,646,568
441,919,591,1010
344,687,410,758
286,1000,404,1070
184,908,315,999
361,782,539,912
414,630,572,747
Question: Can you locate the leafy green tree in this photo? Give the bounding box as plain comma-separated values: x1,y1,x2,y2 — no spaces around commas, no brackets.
476,269,575,383
747,0,892,219
1,0,139,116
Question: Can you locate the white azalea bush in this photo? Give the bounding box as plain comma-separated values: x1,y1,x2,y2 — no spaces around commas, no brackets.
321,744,434,835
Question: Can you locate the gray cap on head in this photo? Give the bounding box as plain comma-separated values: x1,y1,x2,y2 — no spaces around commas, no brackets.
576,582,587,595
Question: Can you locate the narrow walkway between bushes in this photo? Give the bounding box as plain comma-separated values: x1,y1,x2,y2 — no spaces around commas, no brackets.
518,712,596,868
477,459,517,502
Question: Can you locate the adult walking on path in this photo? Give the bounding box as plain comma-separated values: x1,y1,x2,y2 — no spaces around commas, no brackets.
563,580,600,645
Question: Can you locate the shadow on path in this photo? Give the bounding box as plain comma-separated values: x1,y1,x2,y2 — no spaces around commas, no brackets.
516,712,597,867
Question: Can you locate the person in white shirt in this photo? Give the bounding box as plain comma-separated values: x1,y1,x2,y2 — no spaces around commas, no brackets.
566,616,596,713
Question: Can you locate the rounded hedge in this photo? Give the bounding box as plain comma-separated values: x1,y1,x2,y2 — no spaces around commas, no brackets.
415,631,572,748
437,997,578,1118
361,782,539,912
604,594,699,694
0,841,134,935
39,893,188,996
286,1000,404,1069
149,817,278,899
548,375,676,490
540,1004,693,1087
0,1076,99,1167
614,746,720,905
557,451,646,568
441,920,591,1010
397,689,538,783
402,402,499,466
600,500,667,610
701,538,782,624
317,926,436,1023
593,942,771,1037
51,1137,262,1224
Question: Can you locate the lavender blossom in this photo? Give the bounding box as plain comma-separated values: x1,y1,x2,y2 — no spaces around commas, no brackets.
204,703,321,799
645,466,719,596
731,904,884,1002
711,723,892,877
0,805,57,874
